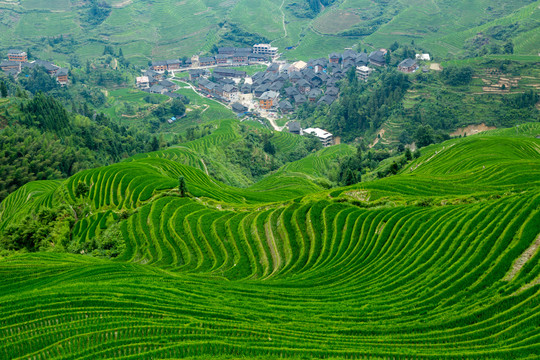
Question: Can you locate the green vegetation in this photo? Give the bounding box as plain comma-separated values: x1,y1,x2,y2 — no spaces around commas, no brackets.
0,128,539,359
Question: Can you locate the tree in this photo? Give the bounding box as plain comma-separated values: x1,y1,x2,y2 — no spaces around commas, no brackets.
75,181,90,198
405,148,412,161
342,168,357,186
178,176,187,197
0,81,7,98
503,41,514,54
118,47,124,58
263,139,276,155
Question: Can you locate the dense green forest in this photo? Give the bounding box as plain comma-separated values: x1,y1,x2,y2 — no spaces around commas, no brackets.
0,92,166,202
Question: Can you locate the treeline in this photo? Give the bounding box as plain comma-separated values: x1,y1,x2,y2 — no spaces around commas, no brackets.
0,94,163,202
334,146,420,186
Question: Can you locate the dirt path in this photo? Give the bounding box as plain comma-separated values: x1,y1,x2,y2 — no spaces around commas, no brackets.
271,0,287,45
505,233,540,281
369,128,385,148
112,0,132,8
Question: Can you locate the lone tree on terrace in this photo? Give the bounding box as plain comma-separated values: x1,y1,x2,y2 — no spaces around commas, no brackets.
178,176,187,197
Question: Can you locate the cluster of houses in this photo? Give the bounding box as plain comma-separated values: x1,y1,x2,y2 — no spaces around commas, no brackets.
0,49,69,85
145,44,277,75
135,69,185,98
188,48,429,117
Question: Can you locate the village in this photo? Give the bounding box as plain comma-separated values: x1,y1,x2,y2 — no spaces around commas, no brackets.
0,45,430,147
136,43,430,146
0,49,69,85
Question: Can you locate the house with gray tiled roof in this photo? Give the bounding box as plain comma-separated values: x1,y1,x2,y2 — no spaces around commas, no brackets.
398,58,418,73
369,50,386,67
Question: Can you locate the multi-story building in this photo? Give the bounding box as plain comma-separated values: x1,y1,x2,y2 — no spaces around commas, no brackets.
8,49,27,62
303,128,333,147
253,44,278,58
356,65,371,81
259,90,279,109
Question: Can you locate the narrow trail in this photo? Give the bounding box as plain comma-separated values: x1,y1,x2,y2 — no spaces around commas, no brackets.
271,0,287,45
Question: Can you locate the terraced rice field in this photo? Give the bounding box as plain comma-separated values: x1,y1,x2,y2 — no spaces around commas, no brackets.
1,132,539,359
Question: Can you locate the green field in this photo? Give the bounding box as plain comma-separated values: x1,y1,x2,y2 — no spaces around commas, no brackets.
0,0,538,65
1,124,539,358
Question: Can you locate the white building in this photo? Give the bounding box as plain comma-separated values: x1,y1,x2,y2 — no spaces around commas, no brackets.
136,76,150,88
303,127,333,147
415,53,431,61
253,44,278,57
356,66,371,81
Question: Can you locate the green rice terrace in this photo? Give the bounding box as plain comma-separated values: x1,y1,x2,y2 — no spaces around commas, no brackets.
0,123,540,359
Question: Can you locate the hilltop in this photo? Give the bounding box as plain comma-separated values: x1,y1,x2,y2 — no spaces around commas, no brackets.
0,124,539,358
0,0,538,64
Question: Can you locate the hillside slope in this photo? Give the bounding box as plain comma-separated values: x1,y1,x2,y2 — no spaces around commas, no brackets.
1,0,538,63
0,130,539,359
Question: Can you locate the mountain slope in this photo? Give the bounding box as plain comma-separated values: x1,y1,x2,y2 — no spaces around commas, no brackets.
1,0,538,64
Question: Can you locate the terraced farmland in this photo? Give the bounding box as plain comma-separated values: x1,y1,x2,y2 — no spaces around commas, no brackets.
1,132,539,359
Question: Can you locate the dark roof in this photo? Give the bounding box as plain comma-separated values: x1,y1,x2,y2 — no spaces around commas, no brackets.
285,87,299,96
294,94,306,103
150,85,165,93
152,60,167,66
248,53,268,59
255,84,269,93
218,47,235,53
318,95,337,106
199,56,215,63
267,63,279,72
356,52,368,65
165,92,185,99
8,49,25,55
159,79,176,87
343,49,357,60
329,52,341,59
288,121,301,132
166,59,181,65
399,58,417,68
222,84,236,92
214,68,246,78
251,72,264,80
325,86,339,96
342,59,356,69
297,79,310,88
269,82,283,91
240,83,252,92
308,88,321,98
1,60,20,67
279,100,293,111
33,60,59,72
215,54,230,59
235,47,253,54
289,72,302,80
369,50,386,64
145,69,160,76
231,102,248,113
259,90,279,100
55,68,69,76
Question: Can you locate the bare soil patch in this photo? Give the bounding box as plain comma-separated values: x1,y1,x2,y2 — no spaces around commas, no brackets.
450,123,496,137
